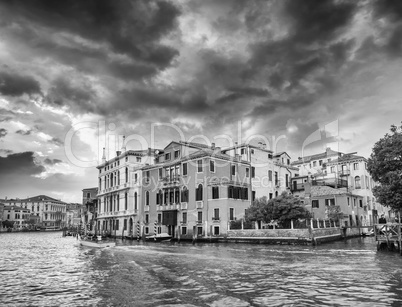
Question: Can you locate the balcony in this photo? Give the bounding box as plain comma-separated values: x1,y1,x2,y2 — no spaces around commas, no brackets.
181,203,188,210
340,170,350,176
290,183,305,192
312,178,348,189
162,175,181,186
196,220,203,224
180,220,187,225
212,217,220,222
144,205,150,212
196,201,203,209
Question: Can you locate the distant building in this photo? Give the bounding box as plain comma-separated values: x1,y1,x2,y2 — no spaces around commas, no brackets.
0,195,67,229
0,203,4,228
291,148,387,225
82,188,98,230
2,205,30,229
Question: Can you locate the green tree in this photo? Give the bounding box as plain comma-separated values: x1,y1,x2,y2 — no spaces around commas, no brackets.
326,205,343,222
245,196,273,223
271,192,311,228
367,123,402,211
245,192,311,227
2,220,15,228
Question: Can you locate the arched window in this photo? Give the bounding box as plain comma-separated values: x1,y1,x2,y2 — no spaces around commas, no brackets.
134,192,137,210
196,184,203,201
175,188,180,203
181,187,189,203
125,193,128,210
355,176,361,189
146,191,149,206
125,167,129,183
110,173,114,187
275,191,278,197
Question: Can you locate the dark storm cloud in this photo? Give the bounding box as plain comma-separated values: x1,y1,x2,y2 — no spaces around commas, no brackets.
0,0,180,72
0,71,41,97
0,151,45,175
0,128,7,138
15,129,32,136
43,158,62,165
373,0,402,56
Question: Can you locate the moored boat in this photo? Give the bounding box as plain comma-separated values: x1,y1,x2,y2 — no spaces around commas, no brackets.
145,233,172,242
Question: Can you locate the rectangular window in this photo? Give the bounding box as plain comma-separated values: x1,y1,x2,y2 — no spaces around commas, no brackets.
145,214,149,224
251,167,255,178
165,153,171,161
268,170,272,181
359,199,363,207
134,173,138,182
229,208,234,221
195,185,203,201
181,188,189,203
241,148,245,155
175,189,180,203
319,160,322,166
325,199,335,206
313,161,316,167
181,227,187,235
158,213,162,224
182,163,188,176
312,200,319,208
268,154,273,159
354,198,356,207
330,166,335,173
251,149,254,154
210,160,215,172
136,157,141,162
354,163,359,170
124,219,127,230
212,186,219,199
197,160,203,173
197,211,202,222
286,174,289,188
174,150,180,158
213,208,219,220
214,226,220,236
182,212,187,223
197,227,203,235
145,227,149,234
246,168,249,177
158,168,163,180
347,197,350,206
231,165,236,176
116,220,119,231
269,193,273,199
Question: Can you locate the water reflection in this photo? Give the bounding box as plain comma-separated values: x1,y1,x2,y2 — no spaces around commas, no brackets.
1,233,402,306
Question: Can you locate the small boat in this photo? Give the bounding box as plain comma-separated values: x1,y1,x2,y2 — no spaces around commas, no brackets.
79,236,116,248
145,233,172,242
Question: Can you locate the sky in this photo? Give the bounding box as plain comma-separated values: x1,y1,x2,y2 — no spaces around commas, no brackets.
0,0,402,203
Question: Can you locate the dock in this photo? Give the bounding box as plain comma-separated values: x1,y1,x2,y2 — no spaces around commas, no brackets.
374,223,402,253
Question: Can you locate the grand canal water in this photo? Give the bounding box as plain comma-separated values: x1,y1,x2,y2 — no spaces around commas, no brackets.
1,232,402,306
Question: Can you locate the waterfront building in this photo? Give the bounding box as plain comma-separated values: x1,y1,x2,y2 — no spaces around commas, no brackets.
222,144,298,200
96,145,161,237
291,148,387,225
82,188,98,230
0,202,4,228
0,195,67,229
96,141,252,239
294,184,364,226
2,205,31,229
141,141,251,239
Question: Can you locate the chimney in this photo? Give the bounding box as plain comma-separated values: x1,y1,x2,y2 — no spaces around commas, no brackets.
102,147,106,164
211,142,215,149
116,150,121,157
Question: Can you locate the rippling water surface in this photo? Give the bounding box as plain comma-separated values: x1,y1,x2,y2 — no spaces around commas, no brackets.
1,232,402,306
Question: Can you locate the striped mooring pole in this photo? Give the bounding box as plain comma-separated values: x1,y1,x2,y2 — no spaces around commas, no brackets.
154,221,157,241
136,221,140,241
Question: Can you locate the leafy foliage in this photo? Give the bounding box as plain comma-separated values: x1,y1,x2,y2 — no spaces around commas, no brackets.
245,192,311,227
326,205,343,222
2,220,15,228
367,123,402,210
